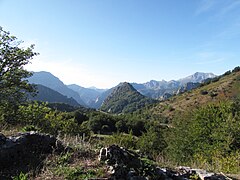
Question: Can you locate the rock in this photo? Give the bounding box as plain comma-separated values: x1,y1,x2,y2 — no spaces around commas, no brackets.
0,133,7,145
0,131,64,179
177,82,200,95
99,145,232,180
159,93,172,101
99,145,179,180
177,167,229,180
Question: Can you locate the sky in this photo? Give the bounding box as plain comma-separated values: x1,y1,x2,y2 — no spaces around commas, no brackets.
0,0,240,88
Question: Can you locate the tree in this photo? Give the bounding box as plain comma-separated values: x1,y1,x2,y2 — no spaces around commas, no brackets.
166,101,240,171
0,27,38,123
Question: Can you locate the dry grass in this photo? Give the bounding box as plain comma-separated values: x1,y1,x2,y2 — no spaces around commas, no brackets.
150,71,240,121
33,134,109,180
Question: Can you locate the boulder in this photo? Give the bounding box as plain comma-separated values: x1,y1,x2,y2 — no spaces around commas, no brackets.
0,131,64,178
99,145,175,180
99,145,231,180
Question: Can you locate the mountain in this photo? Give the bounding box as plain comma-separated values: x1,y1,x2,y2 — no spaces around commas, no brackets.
148,68,240,121
88,86,106,93
100,82,157,114
94,88,113,109
28,71,86,107
178,72,216,85
67,84,106,108
28,71,216,109
29,84,80,107
132,72,216,99
176,82,201,94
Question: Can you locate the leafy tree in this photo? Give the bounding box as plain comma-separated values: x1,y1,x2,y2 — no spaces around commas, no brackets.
0,27,38,123
166,101,240,169
88,112,117,134
137,127,167,158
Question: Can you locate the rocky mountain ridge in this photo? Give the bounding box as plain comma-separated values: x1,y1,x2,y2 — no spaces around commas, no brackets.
28,71,216,109
132,72,216,99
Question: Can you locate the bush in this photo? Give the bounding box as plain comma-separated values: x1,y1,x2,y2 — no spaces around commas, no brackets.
104,131,137,149
137,127,167,158
16,102,87,136
166,101,240,173
232,66,240,73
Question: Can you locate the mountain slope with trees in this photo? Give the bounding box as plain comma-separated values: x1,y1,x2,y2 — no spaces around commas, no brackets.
100,82,157,114
148,67,240,121
29,84,80,107
28,71,87,107
67,84,106,108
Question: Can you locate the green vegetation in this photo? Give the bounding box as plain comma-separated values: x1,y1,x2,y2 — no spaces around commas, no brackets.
30,84,80,107
166,100,240,173
0,26,38,124
100,82,157,114
1,27,240,178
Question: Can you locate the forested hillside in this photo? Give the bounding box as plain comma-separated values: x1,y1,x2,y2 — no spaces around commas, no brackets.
29,84,80,107
100,82,158,114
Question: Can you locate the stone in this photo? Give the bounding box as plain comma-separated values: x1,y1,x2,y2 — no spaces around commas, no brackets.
0,131,64,178
99,145,231,180
0,133,6,145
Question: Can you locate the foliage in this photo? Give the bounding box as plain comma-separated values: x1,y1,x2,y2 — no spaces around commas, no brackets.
166,100,240,173
232,66,240,73
30,84,80,107
104,131,137,149
54,166,97,180
21,125,39,132
0,27,38,124
87,112,118,134
137,127,167,158
12,172,28,180
201,66,240,87
16,102,90,136
100,82,157,114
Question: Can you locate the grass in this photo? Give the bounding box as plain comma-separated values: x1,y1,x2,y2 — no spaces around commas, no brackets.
149,71,240,121
32,134,109,180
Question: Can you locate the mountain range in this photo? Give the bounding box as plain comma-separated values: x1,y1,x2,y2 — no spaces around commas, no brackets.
148,68,240,121
29,84,80,107
27,71,216,112
132,72,216,99
28,71,87,107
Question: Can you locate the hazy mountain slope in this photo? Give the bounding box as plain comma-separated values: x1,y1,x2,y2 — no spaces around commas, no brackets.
100,82,157,114
28,71,86,107
29,84,80,107
93,88,113,109
149,69,240,121
67,84,105,108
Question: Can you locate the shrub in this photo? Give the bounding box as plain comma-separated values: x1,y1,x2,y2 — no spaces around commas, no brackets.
137,127,167,158
104,132,137,150
166,101,240,173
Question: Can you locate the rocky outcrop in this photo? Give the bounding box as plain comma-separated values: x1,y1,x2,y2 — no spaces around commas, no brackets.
159,92,172,101
0,132,64,179
176,82,200,94
99,145,230,180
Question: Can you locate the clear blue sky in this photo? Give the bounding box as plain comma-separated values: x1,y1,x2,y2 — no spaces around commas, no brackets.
0,0,239,88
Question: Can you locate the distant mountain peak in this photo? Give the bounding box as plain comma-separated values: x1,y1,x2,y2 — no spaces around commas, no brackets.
101,82,156,114
28,72,87,107
116,82,137,92
179,72,216,84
